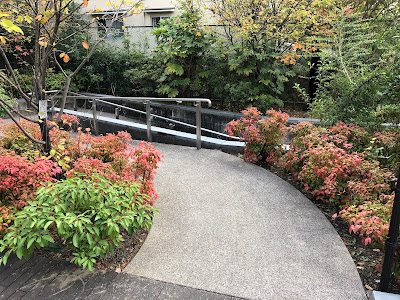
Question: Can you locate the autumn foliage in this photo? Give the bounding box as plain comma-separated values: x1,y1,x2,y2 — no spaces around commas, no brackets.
0,115,162,238
227,107,399,247
226,108,288,164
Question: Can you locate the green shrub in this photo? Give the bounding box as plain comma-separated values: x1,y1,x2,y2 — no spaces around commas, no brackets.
0,174,155,270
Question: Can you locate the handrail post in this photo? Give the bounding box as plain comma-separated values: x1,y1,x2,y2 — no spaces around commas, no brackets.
146,101,152,142
196,101,201,150
50,98,55,119
92,99,99,135
73,98,77,111
115,107,120,119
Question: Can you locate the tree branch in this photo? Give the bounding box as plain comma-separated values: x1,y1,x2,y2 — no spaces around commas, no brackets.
0,45,31,104
0,100,45,145
1,98,39,124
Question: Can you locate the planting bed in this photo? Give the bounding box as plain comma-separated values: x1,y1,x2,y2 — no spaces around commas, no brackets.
35,228,149,273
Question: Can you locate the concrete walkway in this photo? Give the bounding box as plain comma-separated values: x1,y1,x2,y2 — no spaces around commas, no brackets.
125,143,367,300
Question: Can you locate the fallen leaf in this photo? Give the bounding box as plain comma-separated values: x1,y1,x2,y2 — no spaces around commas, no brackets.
356,266,364,270
372,249,380,252
357,262,366,266
115,267,121,273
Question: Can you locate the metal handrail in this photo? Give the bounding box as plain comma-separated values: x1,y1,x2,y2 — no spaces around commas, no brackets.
57,94,212,107
50,93,234,149
89,97,239,140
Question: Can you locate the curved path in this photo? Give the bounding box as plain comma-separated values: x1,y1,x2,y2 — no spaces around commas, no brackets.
125,143,366,300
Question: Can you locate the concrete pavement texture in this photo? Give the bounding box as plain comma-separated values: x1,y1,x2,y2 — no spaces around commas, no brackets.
125,142,367,300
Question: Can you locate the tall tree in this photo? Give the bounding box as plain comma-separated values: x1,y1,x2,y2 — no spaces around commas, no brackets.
0,0,141,151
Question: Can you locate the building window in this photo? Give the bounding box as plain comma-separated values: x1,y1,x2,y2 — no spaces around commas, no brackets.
97,17,124,38
151,16,170,27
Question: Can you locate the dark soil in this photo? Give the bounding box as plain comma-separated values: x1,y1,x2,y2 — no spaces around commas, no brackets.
36,227,149,273
263,163,400,294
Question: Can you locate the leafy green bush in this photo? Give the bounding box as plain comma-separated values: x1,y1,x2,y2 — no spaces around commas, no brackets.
152,0,215,98
0,174,155,270
68,43,162,97
297,10,400,126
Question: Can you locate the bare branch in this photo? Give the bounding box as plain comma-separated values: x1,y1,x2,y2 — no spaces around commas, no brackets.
0,45,31,103
0,100,45,145
51,76,71,126
1,98,39,124
53,52,67,77
56,19,96,44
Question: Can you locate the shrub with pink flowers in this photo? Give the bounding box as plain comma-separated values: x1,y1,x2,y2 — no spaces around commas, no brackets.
226,107,288,164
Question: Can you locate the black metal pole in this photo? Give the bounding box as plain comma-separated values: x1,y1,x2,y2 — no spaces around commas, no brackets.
379,166,400,292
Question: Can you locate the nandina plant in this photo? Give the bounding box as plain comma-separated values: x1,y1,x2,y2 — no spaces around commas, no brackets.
0,154,61,207
67,140,162,205
0,153,61,237
226,107,288,164
0,120,43,159
334,194,393,246
281,120,397,247
0,174,156,270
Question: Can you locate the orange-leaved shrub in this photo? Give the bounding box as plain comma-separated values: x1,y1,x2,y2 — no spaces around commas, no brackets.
225,107,288,164
0,114,162,238
281,121,398,246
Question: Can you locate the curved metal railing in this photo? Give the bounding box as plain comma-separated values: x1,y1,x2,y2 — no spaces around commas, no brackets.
50,92,240,149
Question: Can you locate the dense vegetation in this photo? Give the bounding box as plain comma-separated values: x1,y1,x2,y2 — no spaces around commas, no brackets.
0,116,161,270
227,108,399,248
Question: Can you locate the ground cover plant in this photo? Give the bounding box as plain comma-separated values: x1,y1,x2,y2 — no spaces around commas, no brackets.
0,115,162,270
226,107,400,290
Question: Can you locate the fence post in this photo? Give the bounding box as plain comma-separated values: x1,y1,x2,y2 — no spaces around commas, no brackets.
50,98,55,119
379,166,400,292
92,99,99,135
146,101,152,142
196,101,201,150
73,98,77,111
115,107,120,119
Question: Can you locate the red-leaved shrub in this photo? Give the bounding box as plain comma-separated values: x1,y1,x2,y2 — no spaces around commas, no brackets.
226,107,288,164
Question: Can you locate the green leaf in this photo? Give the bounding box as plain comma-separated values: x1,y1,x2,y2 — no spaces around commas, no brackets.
0,19,24,35
165,63,184,76
1,251,10,265
27,238,35,249
16,247,23,259
44,220,53,230
73,234,79,248
42,235,54,243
